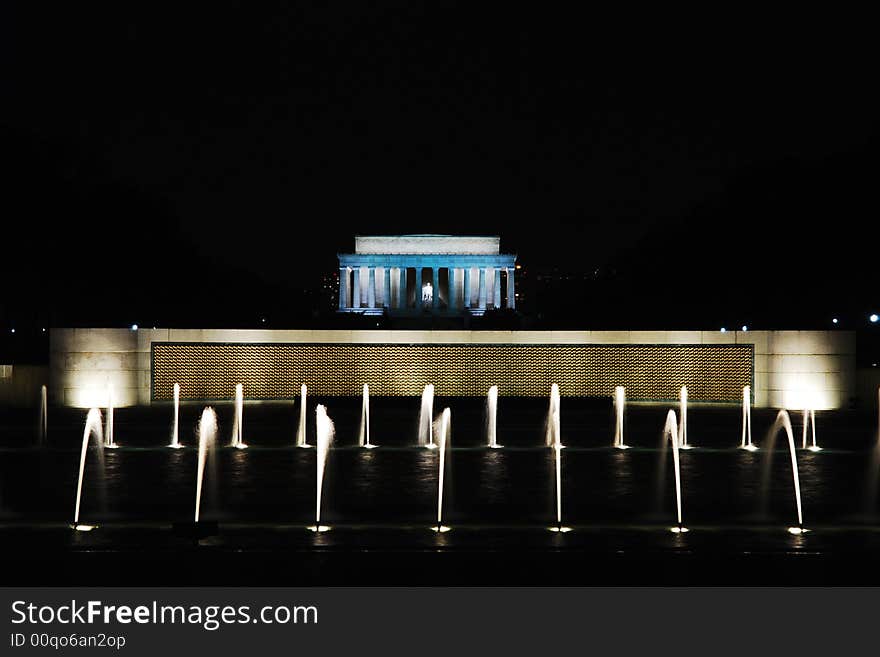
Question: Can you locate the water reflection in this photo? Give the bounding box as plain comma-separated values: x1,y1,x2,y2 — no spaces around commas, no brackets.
609,450,634,502
479,449,509,505
733,448,763,522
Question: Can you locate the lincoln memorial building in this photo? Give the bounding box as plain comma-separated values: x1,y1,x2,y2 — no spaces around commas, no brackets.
337,235,518,315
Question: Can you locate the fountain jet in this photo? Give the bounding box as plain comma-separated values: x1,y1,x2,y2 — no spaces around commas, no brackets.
359,384,374,448
487,386,500,448
170,383,182,448
553,407,564,528
740,386,755,450
104,385,116,448
802,408,820,451
614,386,628,449
310,405,335,532
296,384,310,448
38,384,47,445
678,386,691,449
419,384,436,448
762,410,805,532
194,407,218,523
433,408,451,532
545,384,562,447
545,385,569,531
73,408,105,528
232,384,246,448
662,410,687,532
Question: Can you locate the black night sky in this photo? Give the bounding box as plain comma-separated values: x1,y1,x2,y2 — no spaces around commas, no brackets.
2,5,879,347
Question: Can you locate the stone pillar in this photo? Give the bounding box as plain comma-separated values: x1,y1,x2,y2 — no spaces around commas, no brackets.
338,267,347,309
478,268,487,309
507,268,515,309
448,267,457,310
398,268,407,308
349,267,361,308
464,268,471,308
432,267,440,310
367,268,376,308
352,268,361,308
415,268,423,308
493,268,502,309
382,267,391,308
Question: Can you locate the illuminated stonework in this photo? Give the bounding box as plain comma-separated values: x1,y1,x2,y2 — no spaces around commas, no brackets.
152,342,753,402
49,328,856,408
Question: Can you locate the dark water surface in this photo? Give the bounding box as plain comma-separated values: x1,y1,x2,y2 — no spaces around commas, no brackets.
1,398,879,584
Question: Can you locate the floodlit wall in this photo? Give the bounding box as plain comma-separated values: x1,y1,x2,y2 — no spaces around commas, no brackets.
49,329,140,407
49,328,856,409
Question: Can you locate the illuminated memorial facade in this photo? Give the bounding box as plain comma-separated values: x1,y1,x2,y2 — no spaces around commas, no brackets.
337,235,517,315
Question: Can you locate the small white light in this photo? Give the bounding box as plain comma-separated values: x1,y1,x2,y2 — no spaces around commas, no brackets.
131,324,138,331
42,328,46,332
720,327,726,333
10,328,15,334
741,325,748,332
871,314,879,323
832,318,839,324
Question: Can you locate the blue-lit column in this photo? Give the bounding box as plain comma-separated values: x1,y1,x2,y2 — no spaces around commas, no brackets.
478,268,487,309
448,267,457,310
415,267,423,308
367,268,376,308
507,267,515,309
383,267,391,308
338,267,347,309
493,268,502,309
398,267,407,308
432,267,440,310
464,268,472,308
352,268,361,308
